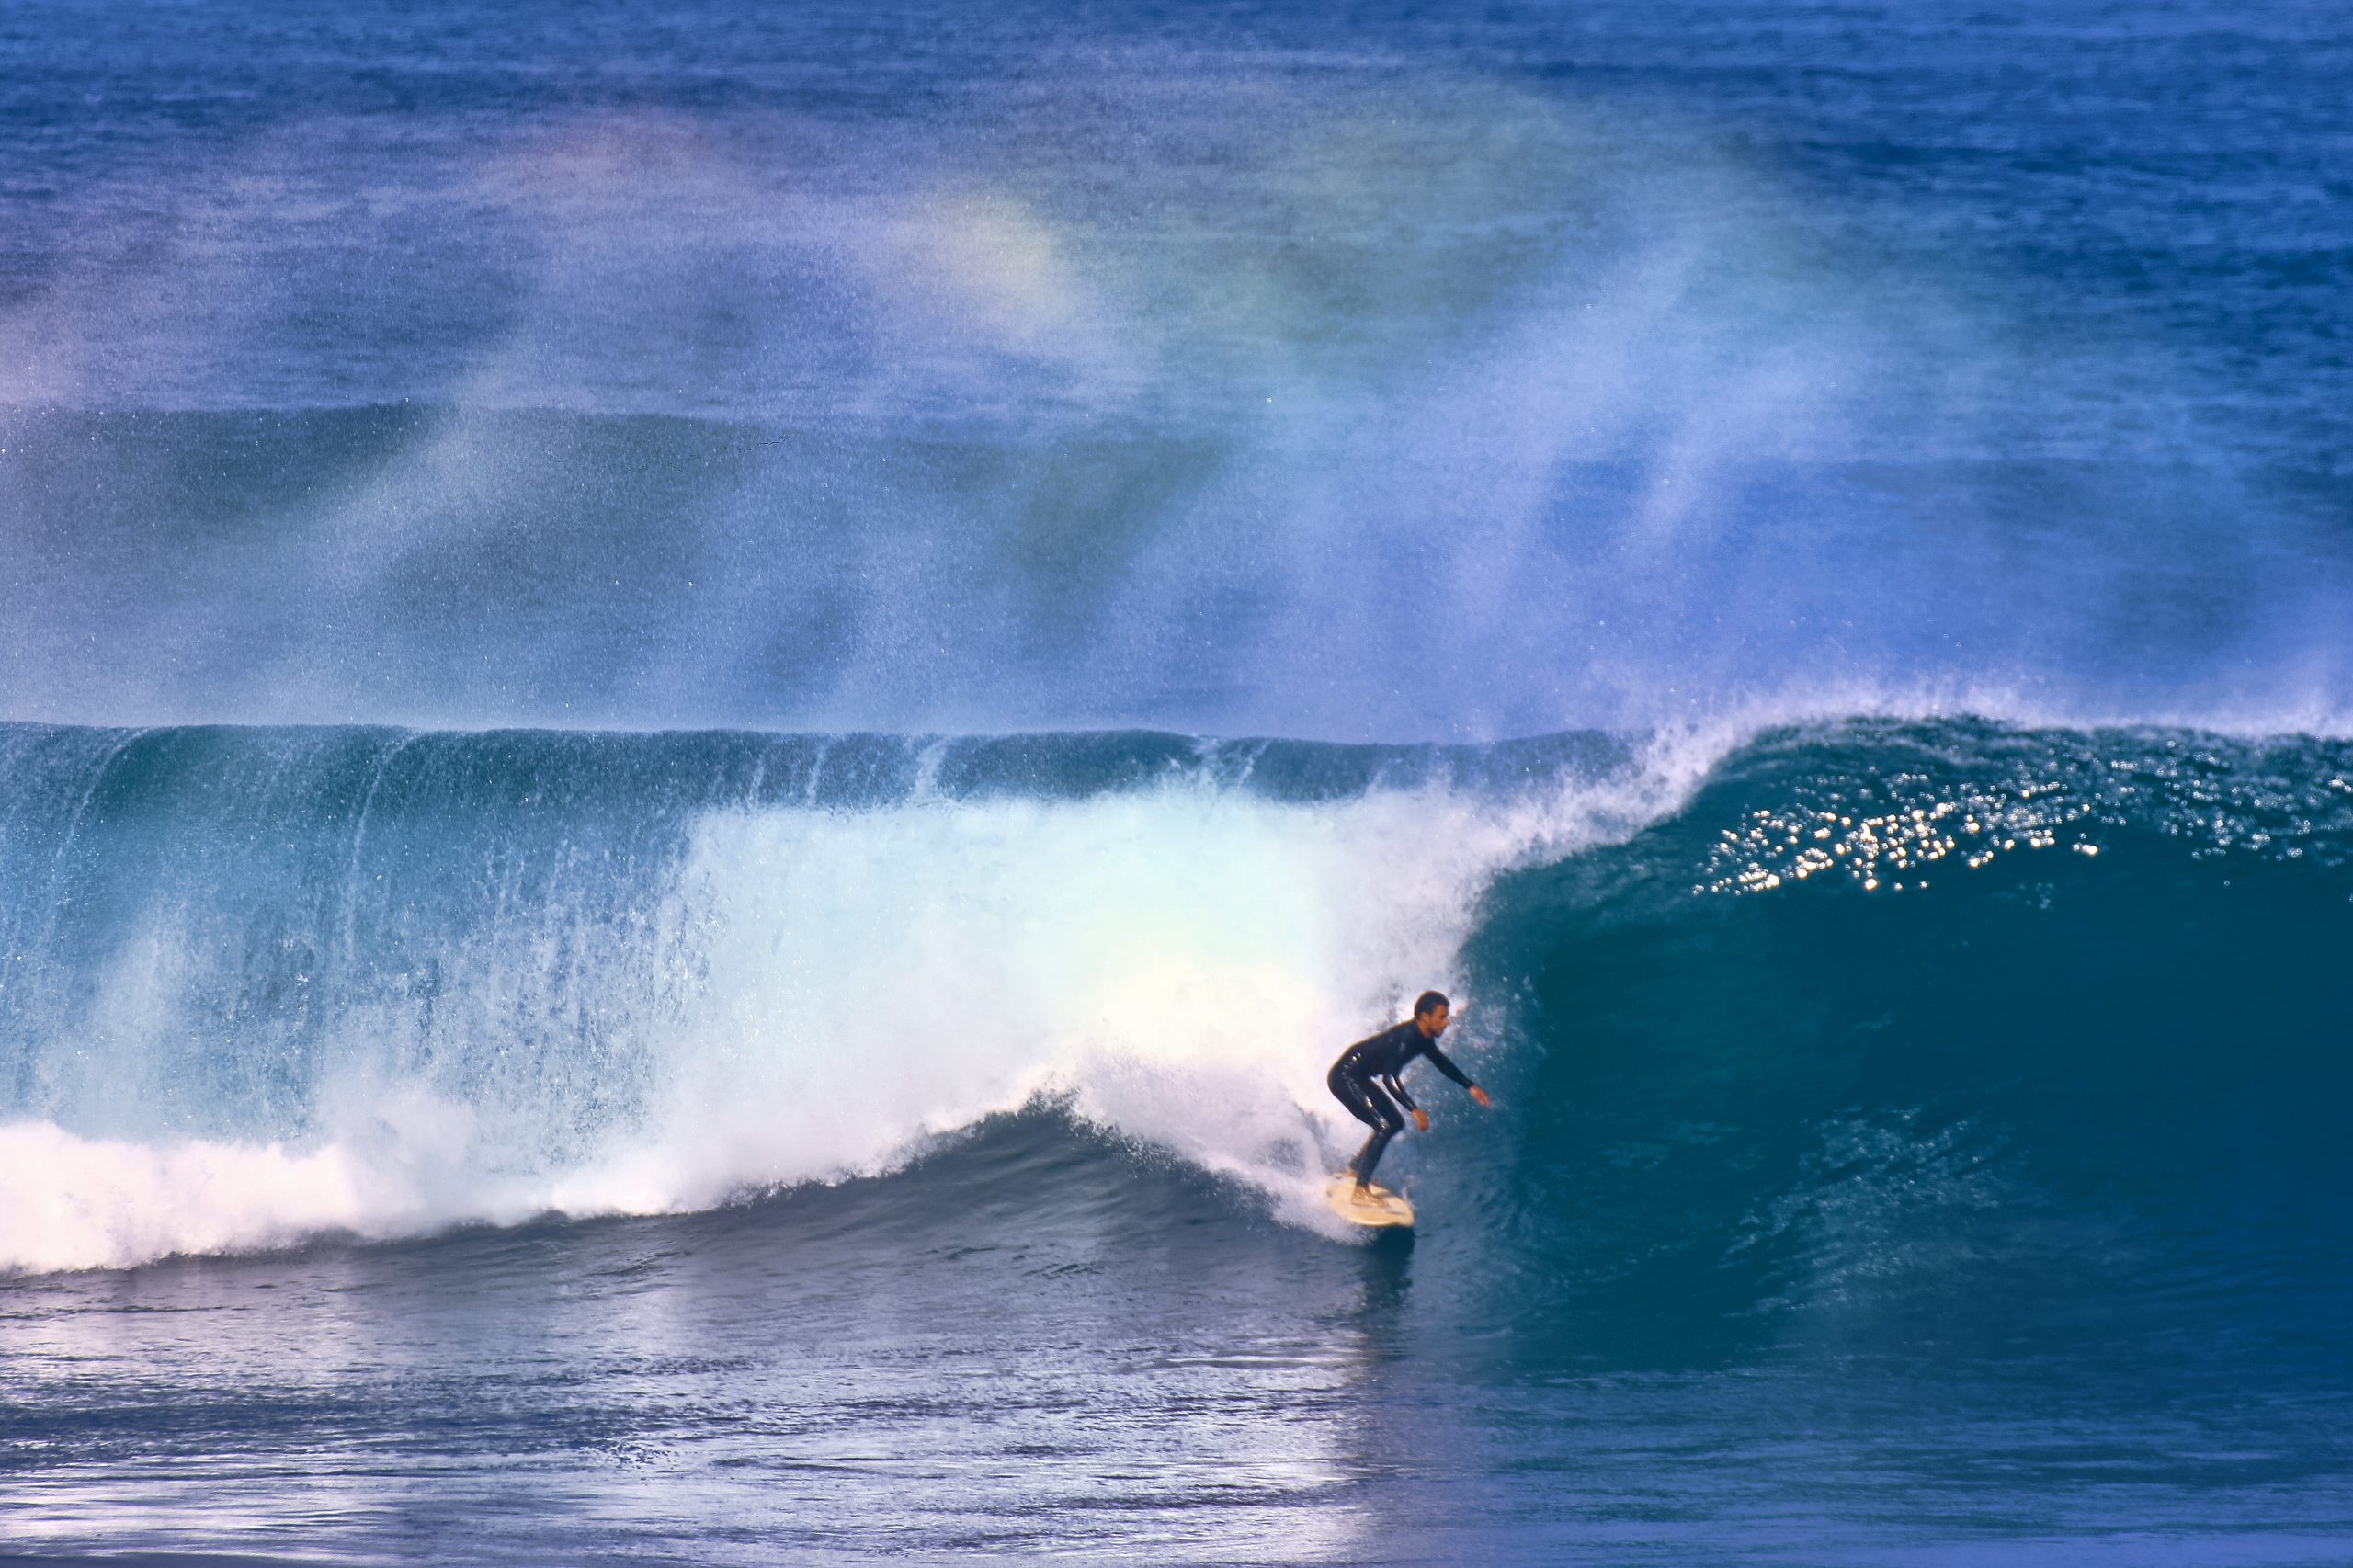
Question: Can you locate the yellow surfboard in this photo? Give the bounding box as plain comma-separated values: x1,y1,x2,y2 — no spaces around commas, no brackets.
1324,1176,1415,1228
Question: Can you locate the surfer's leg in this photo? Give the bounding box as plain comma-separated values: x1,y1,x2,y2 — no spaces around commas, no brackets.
1329,1068,1404,1187
1328,1064,1381,1128
1350,1116,1401,1187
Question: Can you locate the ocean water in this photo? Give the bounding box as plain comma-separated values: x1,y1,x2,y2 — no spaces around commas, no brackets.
4,1,2351,1563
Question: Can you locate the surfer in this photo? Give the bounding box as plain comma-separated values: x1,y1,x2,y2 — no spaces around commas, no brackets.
1328,992,1492,1193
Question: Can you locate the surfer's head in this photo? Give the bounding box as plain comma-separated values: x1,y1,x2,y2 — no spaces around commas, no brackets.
1414,991,1451,1037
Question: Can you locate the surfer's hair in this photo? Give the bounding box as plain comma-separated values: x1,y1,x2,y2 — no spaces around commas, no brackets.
1414,991,1449,1018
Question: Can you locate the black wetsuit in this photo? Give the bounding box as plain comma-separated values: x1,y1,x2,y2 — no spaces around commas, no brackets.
1327,1020,1477,1186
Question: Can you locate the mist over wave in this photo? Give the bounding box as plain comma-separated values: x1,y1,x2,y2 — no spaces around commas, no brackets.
1,18,2345,737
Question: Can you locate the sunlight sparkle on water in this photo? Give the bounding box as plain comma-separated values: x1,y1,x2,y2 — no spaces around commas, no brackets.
1700,784,2095,898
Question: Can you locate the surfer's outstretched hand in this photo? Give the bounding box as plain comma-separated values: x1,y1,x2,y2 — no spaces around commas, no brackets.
1470,1085,1493,1108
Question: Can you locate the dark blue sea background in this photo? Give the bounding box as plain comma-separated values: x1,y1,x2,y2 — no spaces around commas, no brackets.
2,2,2349,1562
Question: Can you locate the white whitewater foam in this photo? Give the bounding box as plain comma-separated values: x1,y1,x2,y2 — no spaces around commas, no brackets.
0,742,1711,1274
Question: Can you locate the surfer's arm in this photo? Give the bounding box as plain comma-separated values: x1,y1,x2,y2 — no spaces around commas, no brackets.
1421,1043,1493,1108
1423,1042,1476,1091
1381,1073,1433,1132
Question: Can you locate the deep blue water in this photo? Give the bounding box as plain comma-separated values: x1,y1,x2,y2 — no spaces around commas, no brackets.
3,1,2351,1562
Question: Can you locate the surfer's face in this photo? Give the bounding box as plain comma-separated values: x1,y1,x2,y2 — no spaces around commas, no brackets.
1417,1004,1450,1038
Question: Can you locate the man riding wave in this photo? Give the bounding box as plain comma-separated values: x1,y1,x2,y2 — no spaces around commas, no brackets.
1328,991,1493,1194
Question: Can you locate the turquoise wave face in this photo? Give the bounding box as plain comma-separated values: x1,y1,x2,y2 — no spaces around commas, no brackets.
1463,720,2353,1358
